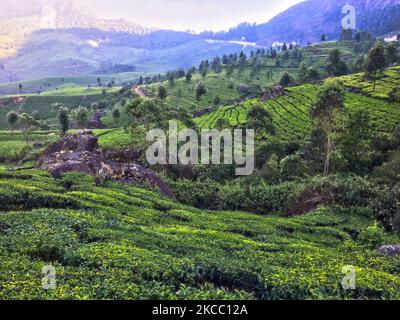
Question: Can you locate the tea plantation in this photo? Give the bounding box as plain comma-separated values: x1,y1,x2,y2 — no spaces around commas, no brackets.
145,66,298,112
0,169,399,299
340,66,400,100
0,84,122,129
196,74,400,142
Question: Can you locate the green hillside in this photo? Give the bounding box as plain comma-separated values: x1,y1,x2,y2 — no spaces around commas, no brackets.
0,39,400,301
340,66,400,100
195,67,400,142
143,41,370,112
0,73,141,96
146,66,298,112
0,41,372,130
0,82,124,129
0,169,399,300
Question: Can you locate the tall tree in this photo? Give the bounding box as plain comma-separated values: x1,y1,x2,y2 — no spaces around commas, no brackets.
211,57,222,73
279,71,293,87
18,113,39,144
195,82,207,111
386,43,398,65
247,104,276,138
71,106,89,129
6,111,19,137
112,109,121,125
167,73,175,87
388,87,400,103
185,71,192,82
365,43,386,91
213,96,221,106
307,67,320,82
353,55,366,72
157,85,168,106
57,106,69,136
297,62,308,84
18,84,23,95
326,49,348,76
301,127,327,174
310,79,345,175
341,109,373,175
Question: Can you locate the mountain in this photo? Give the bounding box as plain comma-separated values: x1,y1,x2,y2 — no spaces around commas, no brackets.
0,0,260,82
1,0,400,83
0,27,258,83
216,0,400,44
0,0,151,59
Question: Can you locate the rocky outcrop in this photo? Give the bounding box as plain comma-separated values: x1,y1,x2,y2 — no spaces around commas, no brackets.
0,96,25,107
287,187,333,216
193,107,216,118
38,130,175,199
378,245,400,256
87,112,105,129
260,86,286,101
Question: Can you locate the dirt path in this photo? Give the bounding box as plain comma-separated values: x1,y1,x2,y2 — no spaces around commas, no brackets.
132,86,148,98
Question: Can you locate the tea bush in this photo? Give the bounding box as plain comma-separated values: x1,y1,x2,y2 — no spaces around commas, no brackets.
171,175,375,215
0,169,399,300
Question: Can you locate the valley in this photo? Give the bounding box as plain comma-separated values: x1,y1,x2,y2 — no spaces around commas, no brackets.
0,0,400,302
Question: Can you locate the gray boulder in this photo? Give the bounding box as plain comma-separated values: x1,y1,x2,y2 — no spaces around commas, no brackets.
378,245,400,256
38,132,175,199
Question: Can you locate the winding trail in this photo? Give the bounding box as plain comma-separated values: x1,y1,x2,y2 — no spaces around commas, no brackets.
132,86,148,98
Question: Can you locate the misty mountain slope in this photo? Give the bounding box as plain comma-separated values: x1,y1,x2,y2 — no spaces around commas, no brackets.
0,0,151,59
219,0,400,44
1,0,400,82
0,28,258,81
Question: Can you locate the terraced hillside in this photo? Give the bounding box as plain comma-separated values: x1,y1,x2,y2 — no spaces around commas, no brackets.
196,73,400,142
0,84,121,129
0,128,132,164
145,66,298,112
340,66,400,100
0,129,62,163
301,41,368,70
0,73,140,96
0,169,399,300
143,41,370,112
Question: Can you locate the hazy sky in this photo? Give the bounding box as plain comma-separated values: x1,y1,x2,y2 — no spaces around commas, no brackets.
82,0,305,32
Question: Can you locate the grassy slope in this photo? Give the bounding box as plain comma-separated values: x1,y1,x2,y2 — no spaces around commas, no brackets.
0,169,399,300
145,65,298,112
340,66,400,100
0,41,364,130
195,66,400,142
0,83,122,129
0,74,142,96
83,66,400,149
142,41,364,113
0,130,61,164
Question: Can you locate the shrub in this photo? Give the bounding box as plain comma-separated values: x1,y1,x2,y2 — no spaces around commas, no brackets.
0,171,399,300
388,87,400,103
0,141,32,163
370,183,400,231
170,179,220,209
171,175,375,215
358,222,385,249
172,178,301,214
